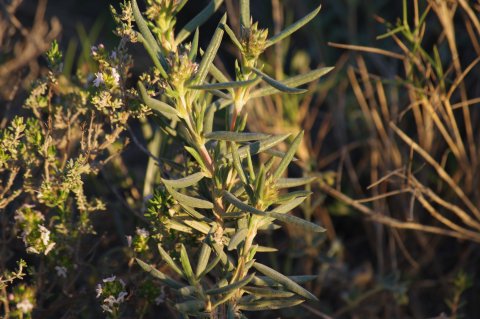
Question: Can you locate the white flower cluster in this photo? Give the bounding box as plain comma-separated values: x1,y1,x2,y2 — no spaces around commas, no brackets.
16,299,34,313
15,208,56,255
91,44,121,88
96,276,128,314
136,228,149,237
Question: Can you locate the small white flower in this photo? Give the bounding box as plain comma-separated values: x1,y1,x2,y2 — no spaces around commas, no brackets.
26,246,40,254
104,295,116,307
91,46,98,56
14,210,25,222
95,284,103,298
136,228,149,237
93,72,104,87
116,291,128,303
125,235,132,247
103,275,116,283
111,68,120,85
154,295,164,305
101,304,113,313
44,242,56,255
55,266,67,278
39,225,51,246
16,299,34,313
155,286,166,305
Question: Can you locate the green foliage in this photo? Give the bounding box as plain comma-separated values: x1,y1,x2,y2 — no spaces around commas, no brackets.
116,0,330,317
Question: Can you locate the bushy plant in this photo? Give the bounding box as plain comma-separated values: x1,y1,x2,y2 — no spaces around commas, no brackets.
0,27,142,319
110,0,333,317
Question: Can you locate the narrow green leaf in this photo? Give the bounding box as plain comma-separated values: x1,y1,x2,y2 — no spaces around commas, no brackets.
276,177,318,189
252,275,317,287
203,104,216,135
188,28,200,61
272,131,304,180
251,67,307,94
182,219,211,234
209,62,231,83
246,149,255,179
271,197,306,214
253,262,318,300
206,131,270,142
223,23,243,50
166,185,214,209
224,134,291,160
138,82,180,119
250,67,334,98
238,297,305,311
266,5,321,47
206,273,255,295
255,246,278,252
135,258,184,289
240,0,250,29
185,146,211,177
232,143,248,185
189,78,258,91
161,172,205,188
193,14,226,86
257,223,281,231
158,244,184,278
223,190,323,232
223,190,261,215
276,190,312,203
254,165,266,200
212,243,235,271
179,204,211,221
199,254,221,278
167,219,195,233
243,286,294,298
227,228,248,251
195,243,212,277
179,244,195,283
265,210,325,232
176,0,224,45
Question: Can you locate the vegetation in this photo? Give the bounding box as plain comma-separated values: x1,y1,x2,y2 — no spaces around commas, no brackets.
1,0,480,318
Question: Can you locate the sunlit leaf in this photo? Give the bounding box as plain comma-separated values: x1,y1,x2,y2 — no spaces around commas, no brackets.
253,262,318,300
276,177,318,189
135,258,184,289
166,185,213,209
238,297,305,311
161,172,206,188
205,131,270,142
176,0,224,45
251,67,307,94
206,273,255,295
193,14,226,85
250,67,334,98
266,5,322,47
195,243,212,277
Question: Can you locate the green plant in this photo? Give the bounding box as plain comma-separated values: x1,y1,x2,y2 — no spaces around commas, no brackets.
114,0,333,317
0,32,141,318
